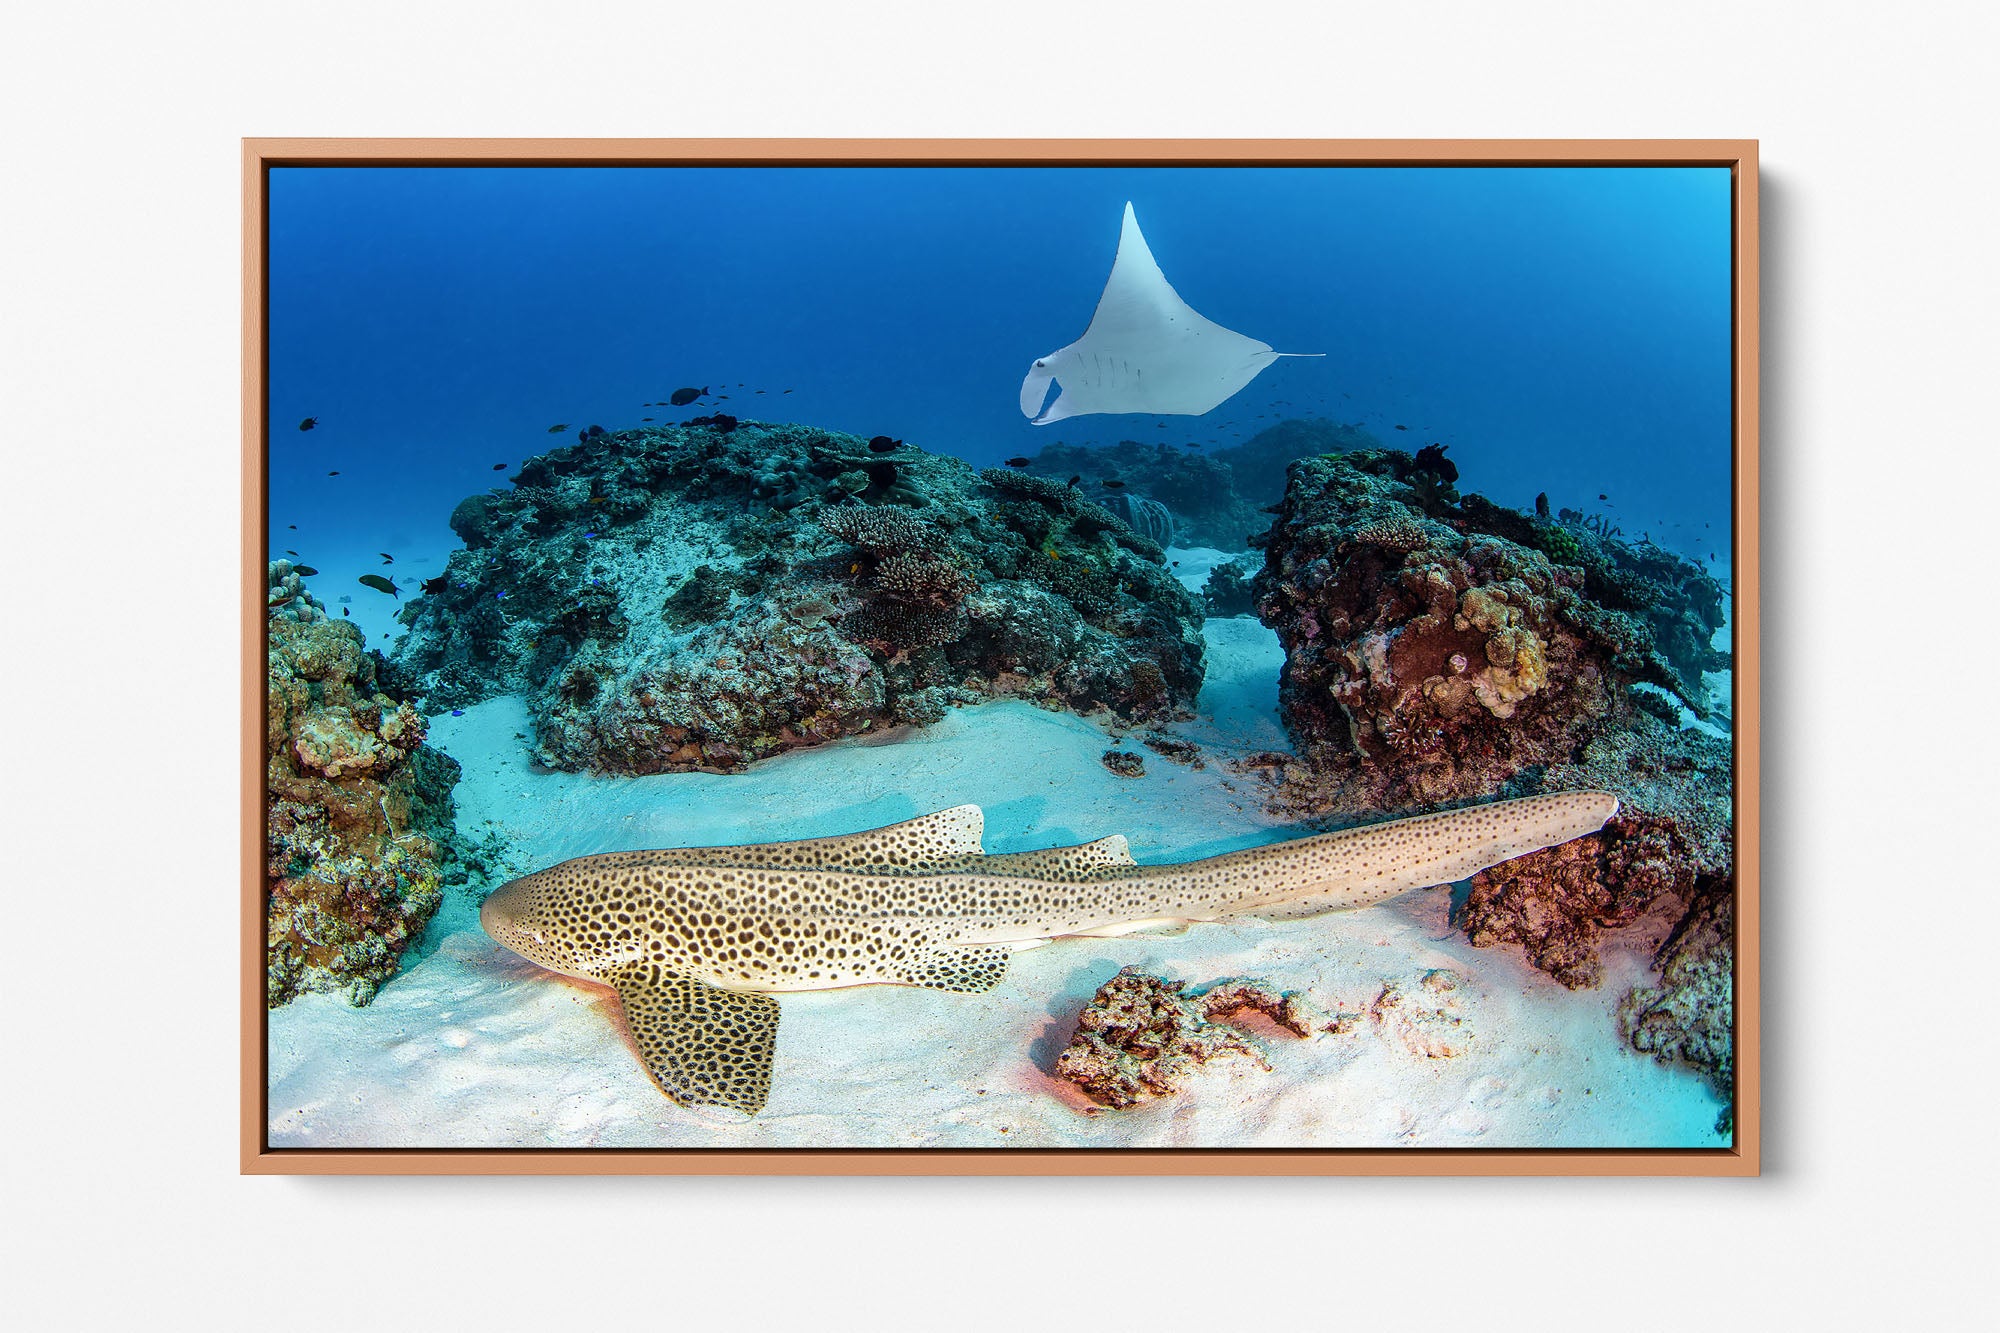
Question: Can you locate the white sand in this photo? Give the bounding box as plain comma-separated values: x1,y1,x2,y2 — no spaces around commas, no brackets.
267,592,1727,1149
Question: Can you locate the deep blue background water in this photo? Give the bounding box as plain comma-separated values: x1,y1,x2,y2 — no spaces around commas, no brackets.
268,166,1732,637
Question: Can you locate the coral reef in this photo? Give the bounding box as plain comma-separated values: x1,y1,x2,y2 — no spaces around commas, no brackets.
1461,814,1700,989
1619,872,1736,1131
1052,967,1327,1108
265,561,464,1006
1243,446,1735,1100
1250,448,1730,811
1201,559,1257,617
1099,748,1146,778
392,419,1205,774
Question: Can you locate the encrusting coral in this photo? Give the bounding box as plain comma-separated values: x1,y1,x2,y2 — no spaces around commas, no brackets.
265,561,465,1006
392,419,1205,775
1052,967,1328,1108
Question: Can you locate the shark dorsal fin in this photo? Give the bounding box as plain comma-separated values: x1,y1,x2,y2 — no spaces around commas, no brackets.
980,835,1136,878
591,805,988,874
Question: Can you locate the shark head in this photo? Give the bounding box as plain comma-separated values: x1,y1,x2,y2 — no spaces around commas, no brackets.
480,866,600,978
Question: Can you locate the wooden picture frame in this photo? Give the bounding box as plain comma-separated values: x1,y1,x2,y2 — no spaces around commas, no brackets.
243,138,1758,1175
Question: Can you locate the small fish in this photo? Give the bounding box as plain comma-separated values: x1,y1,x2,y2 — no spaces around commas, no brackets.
450,709,466,717
1599,494,1609,502
494,463,508,470
548,423,570,433
284,548,298,556
1100,479,1126,490
583,532,598,539
294,565,319,577
380,553,394,564
869,436,902,452
849,562,861,574
1394,424,1408,431
327,471,340,476
586,425,606,439
717,395,730,401
298,417,318,432
669,387,707,406
783,389,794,394
358,574,399,598
287,524,297,529
1067,475,1080,488
420,575,449,596
338,595,351,603
642,417,654,422
496,590,507,601
588,497,605,505
755,390,766,395
1004,457,1030,468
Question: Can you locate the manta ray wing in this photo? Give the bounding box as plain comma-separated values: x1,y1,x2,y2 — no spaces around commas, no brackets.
1021,202,1320,424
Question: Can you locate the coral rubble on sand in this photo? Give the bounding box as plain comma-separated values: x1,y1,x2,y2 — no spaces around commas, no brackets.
1242,447,1736,1115
1053,967,1327,1108
266,561,464,1006
390,420,1204,774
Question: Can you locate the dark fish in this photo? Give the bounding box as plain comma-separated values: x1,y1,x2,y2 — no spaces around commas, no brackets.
716,395,730,401
420,575,449,596
641,417,654,422
1100,479,1126,489
1599,493,1610,502
358,574,399,598
668,386,706,406
783,389,794,394
1535,492,1550,520
284,548,298,556
1004,457,1030,468
1068,475,1080,488
287,524,296,529
494,463,508,470
547,423,569,433
578,429,587,442
1394,424,1408,431
327,471,339,476
1413,443,1457,484
298,417,318,431
294,565,318,577
586,425,606,438
340,607,349,616
755,389,766,394
869,436,902,452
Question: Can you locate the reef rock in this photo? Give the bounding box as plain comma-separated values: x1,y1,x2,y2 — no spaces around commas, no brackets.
1619,872,1736,1131
266,561,463,1007
1052,967,1327,1108
391,420,1204,774
1245,448,1735,1093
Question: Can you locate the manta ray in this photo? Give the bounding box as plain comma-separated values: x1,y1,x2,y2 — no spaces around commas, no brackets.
480,791,1617,1115
1019,201,1323,425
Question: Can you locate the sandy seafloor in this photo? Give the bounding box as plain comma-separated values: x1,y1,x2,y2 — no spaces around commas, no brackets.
268,547,1729,1150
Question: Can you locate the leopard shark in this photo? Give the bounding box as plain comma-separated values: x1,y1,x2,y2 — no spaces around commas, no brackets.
480,790,1618,1114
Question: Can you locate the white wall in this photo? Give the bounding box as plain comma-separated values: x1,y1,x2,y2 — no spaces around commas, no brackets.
4,2,1991,1328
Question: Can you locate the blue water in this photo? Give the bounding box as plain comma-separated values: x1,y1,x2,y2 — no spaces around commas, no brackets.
268,165,1732,640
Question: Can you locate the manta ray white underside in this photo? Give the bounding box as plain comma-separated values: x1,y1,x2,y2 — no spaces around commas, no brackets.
1019,201,1321,424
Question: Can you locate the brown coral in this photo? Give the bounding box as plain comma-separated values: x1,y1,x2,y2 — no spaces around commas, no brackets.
1460,813,1697,989
1051,968,1326,1108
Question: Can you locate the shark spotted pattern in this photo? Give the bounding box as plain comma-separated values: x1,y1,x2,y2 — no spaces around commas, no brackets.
481,791,1618,1114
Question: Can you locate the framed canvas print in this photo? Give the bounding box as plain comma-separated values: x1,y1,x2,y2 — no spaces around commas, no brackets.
243,139,1758,1175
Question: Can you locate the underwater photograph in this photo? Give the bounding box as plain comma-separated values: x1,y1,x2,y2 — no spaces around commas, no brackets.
258,160,1739,1153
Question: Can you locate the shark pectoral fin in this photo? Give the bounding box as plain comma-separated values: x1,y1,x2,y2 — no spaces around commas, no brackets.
604,962,780,1115
896,944,1010,993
